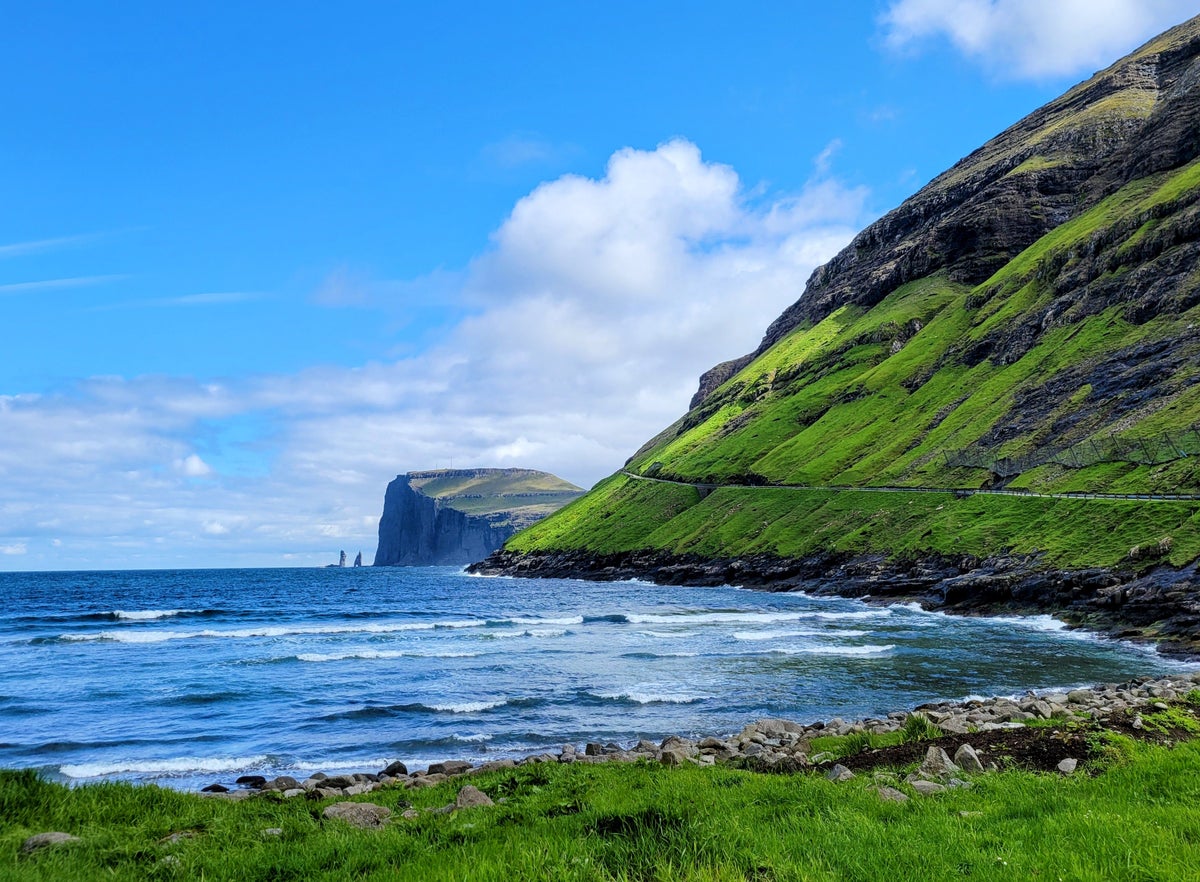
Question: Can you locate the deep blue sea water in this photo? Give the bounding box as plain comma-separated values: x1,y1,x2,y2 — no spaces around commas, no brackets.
0,566,1191,790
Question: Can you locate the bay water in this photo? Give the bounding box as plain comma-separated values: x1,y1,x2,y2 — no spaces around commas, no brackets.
0,566,1189,790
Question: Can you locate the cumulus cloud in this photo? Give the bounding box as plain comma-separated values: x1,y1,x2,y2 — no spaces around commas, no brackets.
0,140,869,569
882,0,1200,79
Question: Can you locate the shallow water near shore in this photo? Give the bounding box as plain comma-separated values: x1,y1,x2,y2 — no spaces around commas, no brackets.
0,566,1190,790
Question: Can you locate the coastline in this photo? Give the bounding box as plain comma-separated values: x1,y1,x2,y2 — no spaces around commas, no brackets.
468,549,1200,659
193,671,1200,798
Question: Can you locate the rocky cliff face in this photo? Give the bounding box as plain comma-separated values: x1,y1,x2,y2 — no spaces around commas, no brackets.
753,17,1200,358
373,468,584,566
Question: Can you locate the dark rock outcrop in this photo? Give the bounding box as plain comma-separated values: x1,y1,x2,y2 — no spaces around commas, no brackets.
470,549,1200,658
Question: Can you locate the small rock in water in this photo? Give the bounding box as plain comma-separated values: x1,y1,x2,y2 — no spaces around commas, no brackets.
235,775,267,789
1057,758,1078,774
21,832,81,854
322,802,391,829
380,761,408,777
200,783,229,793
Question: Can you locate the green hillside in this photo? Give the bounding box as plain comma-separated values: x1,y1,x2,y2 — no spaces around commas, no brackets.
508,17,1200,572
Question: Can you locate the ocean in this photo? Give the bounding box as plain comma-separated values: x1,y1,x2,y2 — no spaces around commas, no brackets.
0,566,1189,790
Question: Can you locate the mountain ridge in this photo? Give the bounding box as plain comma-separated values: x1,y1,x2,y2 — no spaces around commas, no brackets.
477,15,1200,652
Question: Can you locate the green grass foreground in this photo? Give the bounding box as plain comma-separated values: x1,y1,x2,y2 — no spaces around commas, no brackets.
5,741,1200,881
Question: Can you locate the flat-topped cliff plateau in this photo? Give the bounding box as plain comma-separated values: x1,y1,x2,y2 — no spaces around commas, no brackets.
374,468,583,567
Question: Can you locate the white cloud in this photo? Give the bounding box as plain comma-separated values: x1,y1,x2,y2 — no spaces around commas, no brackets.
176,455,214,478
882,0,1200,79
0,139,869,569
0,543,26,555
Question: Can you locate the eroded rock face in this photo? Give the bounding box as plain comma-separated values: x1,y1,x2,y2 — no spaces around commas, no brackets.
374,475,511,566
373,469,583,566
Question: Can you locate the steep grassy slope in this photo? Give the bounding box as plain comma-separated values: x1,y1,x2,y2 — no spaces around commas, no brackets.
509,16,1200,572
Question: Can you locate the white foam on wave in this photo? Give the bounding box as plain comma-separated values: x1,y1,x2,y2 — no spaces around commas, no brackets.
60,755,271,779
451,732,493,743
777,644,896,657
625,609,889,626
58,618,486,644
486,628,567,640
637,630,701,639
112,609,193,621
509,616,583,626
427,700,506,714
987,614,1089,638
592,688,708,705
295,649,480,662
732,628,868,641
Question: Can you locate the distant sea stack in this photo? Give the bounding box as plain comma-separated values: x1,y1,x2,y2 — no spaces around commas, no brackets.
373,468,585,566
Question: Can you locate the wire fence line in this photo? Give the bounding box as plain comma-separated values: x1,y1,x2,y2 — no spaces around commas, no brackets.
943,426,1200,478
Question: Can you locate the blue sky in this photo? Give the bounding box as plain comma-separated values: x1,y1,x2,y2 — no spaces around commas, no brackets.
2,0,1198,570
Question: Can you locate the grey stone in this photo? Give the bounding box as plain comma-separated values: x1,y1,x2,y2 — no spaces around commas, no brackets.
1057,758,1078,774
322,802,392,829
268,775,300,791
380,761,408,777
825,764,855,782
427,760,472,776
455,785,494,809
21,832,81,854
953,744,985,773
660,748,689,766
475,759,517,773
282,788,305,799
409,774,446,788
261,828,284,838
918,746,960,780
877,786,909,803
912,780,946,795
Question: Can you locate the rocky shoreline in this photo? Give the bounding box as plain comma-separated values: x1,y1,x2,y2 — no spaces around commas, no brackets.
198,672,1200,804
468,549,1200,658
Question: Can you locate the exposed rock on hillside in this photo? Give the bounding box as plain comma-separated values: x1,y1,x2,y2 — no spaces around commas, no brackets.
755,18,1200,356
373,469,583,566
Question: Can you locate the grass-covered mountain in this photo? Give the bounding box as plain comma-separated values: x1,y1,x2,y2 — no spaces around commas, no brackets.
374,468,583,566
480,16,1200,646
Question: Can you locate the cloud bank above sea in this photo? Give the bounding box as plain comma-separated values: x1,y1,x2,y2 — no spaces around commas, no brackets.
0,141,868,569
